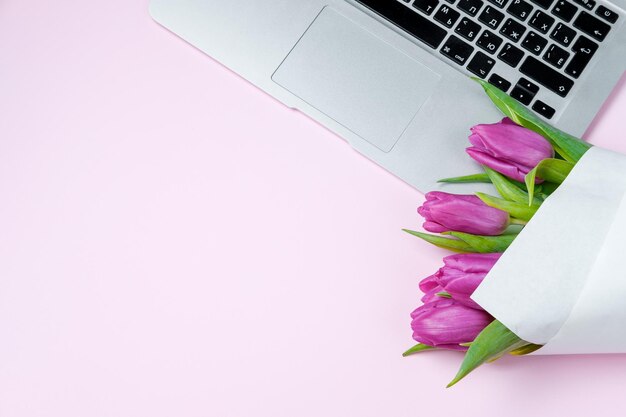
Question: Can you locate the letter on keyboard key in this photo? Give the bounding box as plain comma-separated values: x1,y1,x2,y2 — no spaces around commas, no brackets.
519,56,574,97
521,31,548,55
355,0,447,49
434,5,461,28
529,10,555,34
458,0,485,17
413,0,440,15
476,30,503,54
507,0,533,21
478,6,505,29
544,44,570,69
550,23,576,46
455,17,482,40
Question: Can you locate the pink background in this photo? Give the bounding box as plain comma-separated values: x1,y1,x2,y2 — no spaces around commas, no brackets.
2,1,626,416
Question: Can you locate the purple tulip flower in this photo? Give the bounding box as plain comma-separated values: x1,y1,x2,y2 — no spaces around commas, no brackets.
420,253,501,309
466,118,555,183
411,298,493,350
418,191,509,236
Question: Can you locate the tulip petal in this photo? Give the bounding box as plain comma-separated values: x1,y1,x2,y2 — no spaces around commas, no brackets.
418,192,510,236
411,299,493,348
473,78,591,163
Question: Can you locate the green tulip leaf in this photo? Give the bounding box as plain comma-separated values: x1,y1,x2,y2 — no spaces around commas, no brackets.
438,173,492,184
474,78,591,163
536,181,560,199
443,231,517,253
447,320,529,388
536,158,574,183
476,192,539,221
402,343,436,357
510,344,543,356
435,291,452,298
402,229,476,252
524,158,574,204
525,167,539,205
483,167,541,205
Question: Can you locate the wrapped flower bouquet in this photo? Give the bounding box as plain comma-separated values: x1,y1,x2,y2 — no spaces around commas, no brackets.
403,79,626,386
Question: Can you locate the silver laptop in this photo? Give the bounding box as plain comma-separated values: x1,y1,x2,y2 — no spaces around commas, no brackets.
149,0,626,191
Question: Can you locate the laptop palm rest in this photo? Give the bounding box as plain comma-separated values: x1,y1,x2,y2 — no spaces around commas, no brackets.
272,7,441,153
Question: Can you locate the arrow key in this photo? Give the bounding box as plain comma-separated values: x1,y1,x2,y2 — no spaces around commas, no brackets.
574,11,611,42
510,85,535,105
532,100,556,119
488,73,512,92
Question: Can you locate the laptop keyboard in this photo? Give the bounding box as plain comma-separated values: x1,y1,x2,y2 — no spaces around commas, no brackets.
355,0,621,120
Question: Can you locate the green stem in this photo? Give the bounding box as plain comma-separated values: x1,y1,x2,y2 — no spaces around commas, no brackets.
510,218,528,226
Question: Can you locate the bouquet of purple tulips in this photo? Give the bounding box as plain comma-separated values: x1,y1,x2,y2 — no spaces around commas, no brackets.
403,80,626,386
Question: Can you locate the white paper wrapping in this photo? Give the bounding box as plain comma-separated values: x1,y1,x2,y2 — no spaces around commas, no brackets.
472,146,626,354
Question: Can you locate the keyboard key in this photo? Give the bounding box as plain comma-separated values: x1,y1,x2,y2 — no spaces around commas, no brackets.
434,5,461,27
489,73,512,91
498,43,525,66
529,10,555,34
479,6,505,29
413,0,440,15
467,51,496,78
510,85,535,105
573,0,595,11
518,77,539,94
507,0,533,21
533,100,556,118
455,17,482,40
565,35,598,78
476,30,504,54
522,31,548,55
500,18,526,41
440,35,475,65
574,11,611,41
544,44,570,68
596,6,619,24
530,0,555,9
488,0,510,7
519,56,575,97
551,23,577,46
458,0,485,17
552,1,578,23
356,0,448,49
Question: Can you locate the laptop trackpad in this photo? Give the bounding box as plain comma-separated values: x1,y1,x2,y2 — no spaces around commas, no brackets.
272,7,441,153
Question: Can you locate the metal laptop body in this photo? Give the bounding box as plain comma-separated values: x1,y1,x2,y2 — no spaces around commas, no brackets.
149,0,626,191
